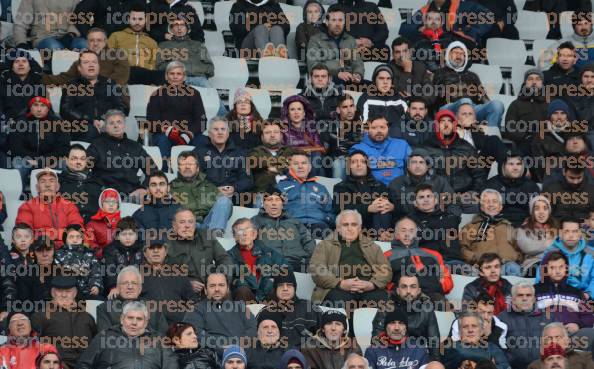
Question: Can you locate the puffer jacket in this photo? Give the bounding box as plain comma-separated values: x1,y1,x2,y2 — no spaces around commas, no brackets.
229,0,290,50
251,210,316,270
301,333,362,369
171,173,221,223
13,0,80,46
277,170,333,226
356,66,408,126
227,241,290,302
157,38,214,77
542,176,594,221
107,27,159,69
502,89,548,148
57,169,103,221
0,54,45,120
307,25,364,78
459,215,522,265
274,297,322,348
372,294,440,360
174,347,219,369
0,258,16,312
77,325,179,369
300,78,342,121
308,234,391,303
54,243,103,296
195,140,254,194
350,134,411,186
146,0,205,43
102,240,144,290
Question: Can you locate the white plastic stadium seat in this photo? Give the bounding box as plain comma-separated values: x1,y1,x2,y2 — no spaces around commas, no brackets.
248,304,266,316
143,145,163,170
294,272,316,300
258,57,300,90
192,86,223,120
505,276,534,285
209,56,249,90
391,0,424,14
214,1,234,31
459,213,477,231
129,85,159,118
1,200,23,247
0,21,13,42
363,61,382,82
31,169,62,197
229,87,272,119
279,3,301,33
514,0,527,11
204,31,225,57
488,161,498,179
435,311,456,339
125,116,140,142
511,64,534,99
85,300,103,321
469,64,503,96
446,274,476,308
188,1,205,25
216,237,236,251
224,206,260,237
71,140,90,149
376,241,391,253
170,145,196,175
353,308,377,354
316,176,342,196
532,39,557,68
25,49,43,67
47,87,62,114
516,11,549,40
0,169,22,200
52,50,79,74
281,89,302,104
487,38,528,68
560,11,574,39
120,202,142,217
379,7,401,37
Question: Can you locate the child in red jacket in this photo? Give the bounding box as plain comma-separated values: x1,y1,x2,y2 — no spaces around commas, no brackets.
86,188,121,259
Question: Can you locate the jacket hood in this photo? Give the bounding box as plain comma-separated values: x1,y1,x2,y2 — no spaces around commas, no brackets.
570,30,594,45
5,49,43,74
302,0,325,23
279,349,310,369
433,109,458,146
498,148,528,180
371,64,394,83
549,237,588,255
281,95,316,123
444,41,468,73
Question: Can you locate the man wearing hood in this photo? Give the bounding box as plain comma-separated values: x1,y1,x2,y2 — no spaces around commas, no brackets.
307,5,364,85
356,65,408,125
384,216,453,302
337,0,389,62
485,149,540,227
156,16,214,87
245,309,287,369
543,42,580,96
0,50,45,121
7,96,70,187
434,42,505,128
279,350,310,369
350,115,411,186
542,163,594,220
541,12,594,70
252,187,315,271
271,271,322,348
301,310,362,369
296,0,325,60
300,64,343,121
568,62,594,132
422,109,487,196
503,68,548,154
536,218,594,298
277,151,334,237
333,151,394,239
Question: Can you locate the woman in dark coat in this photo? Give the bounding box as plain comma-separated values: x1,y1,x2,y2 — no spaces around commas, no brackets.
168,322,220,369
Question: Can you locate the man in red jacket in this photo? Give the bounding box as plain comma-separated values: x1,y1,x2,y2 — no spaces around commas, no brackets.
0,313,57,369
15,169,83,248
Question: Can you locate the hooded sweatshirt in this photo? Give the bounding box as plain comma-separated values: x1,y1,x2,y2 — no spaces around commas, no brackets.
296,0,325,59
0,50,45,120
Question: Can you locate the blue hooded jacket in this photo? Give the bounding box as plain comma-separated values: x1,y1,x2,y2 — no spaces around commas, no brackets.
277,171,333,226
536,237,594,296
350,133,411,186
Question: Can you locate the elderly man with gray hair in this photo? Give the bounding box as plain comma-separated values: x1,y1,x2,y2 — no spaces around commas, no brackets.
498,282,553,369
309,210,391,328
87,109,158,202
77,300,179,369
527,322,594,369
459,188,523,276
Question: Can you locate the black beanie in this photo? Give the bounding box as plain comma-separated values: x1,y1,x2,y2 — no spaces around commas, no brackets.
320,310,347,328
273,270,297,290
257,308,284,329
384,308,408,327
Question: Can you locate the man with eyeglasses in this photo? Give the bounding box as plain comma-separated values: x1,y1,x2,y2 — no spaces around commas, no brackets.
96,265,169,334
226,218,289,303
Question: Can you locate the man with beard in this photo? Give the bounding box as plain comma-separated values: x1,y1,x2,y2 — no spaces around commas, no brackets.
384,217,453,302
568,63,594,132
410,12,455,72
170,151,233,233
58,144,103,221
391,97,433,147
132,171,180,238
389,38,432,95
337,0,389,62
372,274,441,360
542,12,594,70
543,42,580,97
542,164,594,220
485,149,540,227
248,121,296,195
300,64,343,121
327,94,364,180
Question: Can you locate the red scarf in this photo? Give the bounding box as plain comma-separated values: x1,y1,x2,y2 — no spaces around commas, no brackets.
90,210,121,229
481,279,507,314
421,28,444,52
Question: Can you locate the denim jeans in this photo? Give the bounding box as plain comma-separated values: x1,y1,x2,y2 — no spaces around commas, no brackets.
441,98,505,128
36,36,87,51
502,261,523,276
198,196,233,231
241,24,285,51
153,133,173,172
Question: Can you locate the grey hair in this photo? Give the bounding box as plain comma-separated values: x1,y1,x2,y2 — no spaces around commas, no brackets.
457,311,483,333
122,300,149,319
165,60,186,75
543,322,568,337
232,217,255,236
117,265,143,285
336,210,362,227
341,354,369,369
511,282,535,296
207,116,229,132
103,109,126,122
480,188,503,204
395,216,418,231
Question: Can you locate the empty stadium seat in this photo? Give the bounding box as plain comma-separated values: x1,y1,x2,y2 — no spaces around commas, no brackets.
192,86,223,120
0,169,22,200
170,145,196,175
129,85,159,118
511,64,534,98
487,38,528,68
316,176,342,195
31,169,62,197
204,31,226,57
209,56,249,90
187,1,205,25
446,274,476,308
294,272,316,300
143,145,163,170
47,87,62,114
52,50,78,74
516,11,549,40
353,308,377,354
258,57,300,90
1,199,23,247
216,237,236,251
281,88,302,104
224,206,260,237
363,61,382,82
124,116,140,142
85,300,103,321
247,303,266,316
214,1,233,31
279,3,301,33
229,87,272,119
435,310,456,339
120,202,142,217
469,64,503,96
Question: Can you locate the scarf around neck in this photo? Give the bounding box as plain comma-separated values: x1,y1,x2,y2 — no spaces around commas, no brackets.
476,211,504,241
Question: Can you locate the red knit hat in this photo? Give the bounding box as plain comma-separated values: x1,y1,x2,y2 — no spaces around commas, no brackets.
28,96,51,109
541,343,566,360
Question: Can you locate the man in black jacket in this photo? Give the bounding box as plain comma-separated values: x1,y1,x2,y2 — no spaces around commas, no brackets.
338,0,389,61
60,50,128,142
356,64,408,126
58,144,103,221
74,0,135,36
300,64,342,121
543,42,580,98
87,109,157,201
195,117,254,204
391,97,433,147
462,253,513,313
455,101,507,163
246,309,286,369
389,37,432,93
133,171,180,238
542,164,594,221
485,149,540,227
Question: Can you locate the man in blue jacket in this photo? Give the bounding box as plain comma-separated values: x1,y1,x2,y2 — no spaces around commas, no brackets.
277,151,334,239
350,115,411,186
